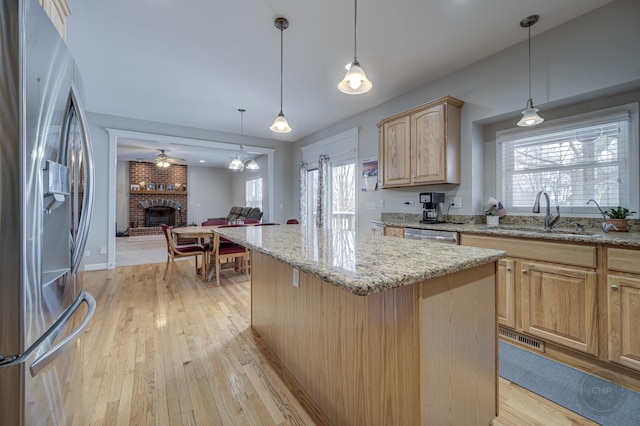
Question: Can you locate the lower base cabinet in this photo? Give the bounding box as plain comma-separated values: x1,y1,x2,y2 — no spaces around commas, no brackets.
497,258,515,329
520,260,598,355
461,234,598,355
608,274,640,370
607,247,640,372
462,234,640,392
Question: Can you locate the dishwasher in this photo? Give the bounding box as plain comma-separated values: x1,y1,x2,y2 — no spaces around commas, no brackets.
404,227,458,244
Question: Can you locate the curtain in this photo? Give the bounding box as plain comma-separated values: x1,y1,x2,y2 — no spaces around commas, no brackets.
316,155,329,228
298,161,307,225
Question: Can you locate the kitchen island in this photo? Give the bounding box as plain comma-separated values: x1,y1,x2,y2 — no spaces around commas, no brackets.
216,225,505,425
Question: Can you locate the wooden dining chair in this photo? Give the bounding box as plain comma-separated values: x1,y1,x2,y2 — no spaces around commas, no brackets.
211,225,249,286
161,224,207,282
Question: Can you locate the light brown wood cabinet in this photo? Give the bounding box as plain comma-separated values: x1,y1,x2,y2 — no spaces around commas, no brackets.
607,247,640,372
497,258,516,329
384,226,404,238
460,234,598,355
520,260,598,355
39,0,70,41
378,96,463,187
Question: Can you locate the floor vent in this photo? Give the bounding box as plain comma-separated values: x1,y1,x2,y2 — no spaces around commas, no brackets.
499,327,545,352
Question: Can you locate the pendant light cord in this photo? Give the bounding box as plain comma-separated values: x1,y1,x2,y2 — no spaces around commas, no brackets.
527,25,532,102
353,0,358,61
279,26,284,113
240,109,245,143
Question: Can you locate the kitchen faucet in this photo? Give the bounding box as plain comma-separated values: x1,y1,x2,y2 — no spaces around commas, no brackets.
532,191,560,229
587,199,618,233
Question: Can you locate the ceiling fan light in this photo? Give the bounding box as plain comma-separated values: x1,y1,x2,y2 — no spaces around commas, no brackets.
270,112,292,133
338,61,372,94
246,158,260,170
156,160,170,168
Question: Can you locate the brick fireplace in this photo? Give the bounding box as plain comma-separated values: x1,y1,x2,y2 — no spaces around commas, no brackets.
128,162,188,236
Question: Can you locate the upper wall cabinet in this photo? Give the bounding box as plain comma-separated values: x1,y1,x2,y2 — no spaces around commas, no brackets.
39,0,71,41
377,96,464,187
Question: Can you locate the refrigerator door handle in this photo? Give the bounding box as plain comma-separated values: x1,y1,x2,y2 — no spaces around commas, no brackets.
30,291,96,377
68,83,95,274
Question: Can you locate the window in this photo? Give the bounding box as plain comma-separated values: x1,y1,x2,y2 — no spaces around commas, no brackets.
331,162,355,230
497,106,634,215
246,177,262,210
300,128,358,228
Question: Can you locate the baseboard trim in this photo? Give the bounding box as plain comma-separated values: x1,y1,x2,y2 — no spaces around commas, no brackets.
85,263,108,271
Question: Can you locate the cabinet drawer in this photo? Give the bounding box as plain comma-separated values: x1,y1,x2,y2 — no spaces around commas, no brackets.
607,247,640,274
460,234,596,268
384,226,405,238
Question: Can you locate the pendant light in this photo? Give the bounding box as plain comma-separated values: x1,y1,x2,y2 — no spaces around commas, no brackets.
517,15,544,127
270,17,292,133
338,0,372,95
229,109,260,172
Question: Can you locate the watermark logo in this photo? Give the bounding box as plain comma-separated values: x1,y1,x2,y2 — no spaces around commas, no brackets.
578,369,625,414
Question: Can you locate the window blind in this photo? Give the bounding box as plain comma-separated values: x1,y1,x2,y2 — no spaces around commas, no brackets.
497,110,630,214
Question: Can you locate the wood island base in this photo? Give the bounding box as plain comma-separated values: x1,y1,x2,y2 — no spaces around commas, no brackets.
250,252,498,425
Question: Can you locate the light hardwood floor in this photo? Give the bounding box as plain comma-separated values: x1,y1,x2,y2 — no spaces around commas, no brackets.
83,261,597,425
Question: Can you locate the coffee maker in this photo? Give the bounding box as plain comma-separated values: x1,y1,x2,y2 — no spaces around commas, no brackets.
419,192,446,223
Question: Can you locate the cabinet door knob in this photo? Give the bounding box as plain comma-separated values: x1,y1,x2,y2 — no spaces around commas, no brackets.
506,267,512,272
522,269,528,274
611,284,619,290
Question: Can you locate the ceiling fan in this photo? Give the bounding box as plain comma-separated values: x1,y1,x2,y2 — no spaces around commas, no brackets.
137,149,185,167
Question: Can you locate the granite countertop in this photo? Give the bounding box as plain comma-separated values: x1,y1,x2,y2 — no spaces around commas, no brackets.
215,225,505,296
379,219,640,248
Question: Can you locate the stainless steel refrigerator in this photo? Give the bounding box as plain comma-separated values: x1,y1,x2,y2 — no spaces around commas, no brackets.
0,0,96,424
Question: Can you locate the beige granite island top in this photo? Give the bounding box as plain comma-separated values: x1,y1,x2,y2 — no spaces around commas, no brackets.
215,225,505,296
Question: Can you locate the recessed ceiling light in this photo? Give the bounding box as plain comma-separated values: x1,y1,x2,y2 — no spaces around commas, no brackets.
199,160,205,163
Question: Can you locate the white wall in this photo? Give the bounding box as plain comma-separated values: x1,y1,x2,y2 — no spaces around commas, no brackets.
115,159,129,232
187,166,233,225
293,0,640,233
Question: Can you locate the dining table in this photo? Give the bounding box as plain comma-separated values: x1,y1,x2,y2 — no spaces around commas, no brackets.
171,225,252,283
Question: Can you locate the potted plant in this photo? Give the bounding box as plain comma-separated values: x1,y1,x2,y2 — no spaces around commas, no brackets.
484,207,500,226
604,206,636,232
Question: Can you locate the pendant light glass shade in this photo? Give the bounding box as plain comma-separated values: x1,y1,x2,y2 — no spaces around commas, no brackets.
245,158,260,170
338,0,372,95
228,156,244,171
339,60,372,94
517,99,544,127
517,15,544,127
271,18,292,133
270,112,291,133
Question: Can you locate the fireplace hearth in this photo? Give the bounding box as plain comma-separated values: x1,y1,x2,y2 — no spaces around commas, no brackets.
145,206,175,227
128,198,185,236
